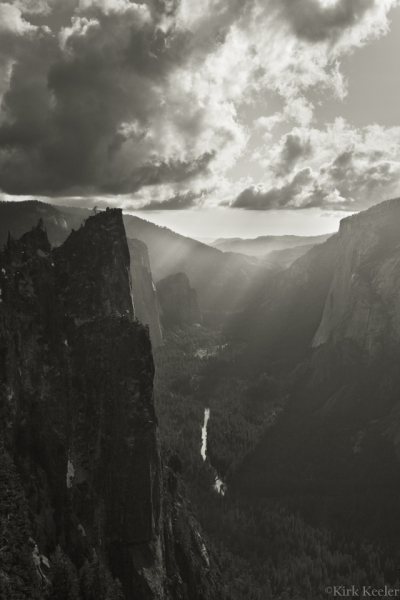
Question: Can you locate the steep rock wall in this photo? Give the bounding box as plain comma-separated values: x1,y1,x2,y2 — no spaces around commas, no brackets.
0,201,163,348
156,273,202,328
0,210,224,599
128,238,162,347
0,210,163,598
313,198,400,356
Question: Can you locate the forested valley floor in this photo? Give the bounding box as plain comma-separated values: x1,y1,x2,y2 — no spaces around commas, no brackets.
154,325,400,600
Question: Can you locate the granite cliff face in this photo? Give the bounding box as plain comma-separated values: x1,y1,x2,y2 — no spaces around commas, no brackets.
128,239,162,347
233,201,400,550
233,198,400,369
0,201,164,349
156,273,202,328
0,210,224,599
308,199,400,461
313,199,400,357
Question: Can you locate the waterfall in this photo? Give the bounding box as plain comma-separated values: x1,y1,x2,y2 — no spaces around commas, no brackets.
201,408,210,461
200,408,226,496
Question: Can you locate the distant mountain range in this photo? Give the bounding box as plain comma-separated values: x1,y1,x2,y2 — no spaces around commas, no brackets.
211,233,332,258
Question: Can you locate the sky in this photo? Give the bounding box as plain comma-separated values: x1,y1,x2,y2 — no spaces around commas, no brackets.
1,0,400,239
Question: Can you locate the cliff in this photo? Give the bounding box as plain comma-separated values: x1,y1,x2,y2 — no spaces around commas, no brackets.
232,201,400,553
313,198,400,357
0,201,164,348
128,239,163,347
156,273,202,328
0,210,224,599
233,198,400,365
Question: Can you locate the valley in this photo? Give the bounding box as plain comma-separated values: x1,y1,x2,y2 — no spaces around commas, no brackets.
1,198,400,599
150,198,400,598
2,2,400,598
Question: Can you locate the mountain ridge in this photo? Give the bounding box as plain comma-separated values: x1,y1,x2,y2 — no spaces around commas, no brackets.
211,232,333,257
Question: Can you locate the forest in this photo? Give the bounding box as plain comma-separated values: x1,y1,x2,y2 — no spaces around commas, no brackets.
153,324,400,600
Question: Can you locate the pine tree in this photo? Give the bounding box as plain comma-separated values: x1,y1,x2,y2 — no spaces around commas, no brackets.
50,546,79,600
80,556,125,600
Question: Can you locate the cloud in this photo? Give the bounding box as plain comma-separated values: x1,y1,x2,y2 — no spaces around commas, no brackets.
10,0,57,16
0,3,38,33
0,0,398,205
272,133,313,177
232,119,400,211
232,169,317,210
138,190,205,211
278,0,378,43
0,0,247,197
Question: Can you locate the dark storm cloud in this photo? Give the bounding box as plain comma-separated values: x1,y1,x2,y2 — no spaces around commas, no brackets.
0,0,257,198
0,1,220,196
0,0,398,205
232,169,317,211
273,133,312,177
279,0,376,43
100,153,215,195
138,190,202,211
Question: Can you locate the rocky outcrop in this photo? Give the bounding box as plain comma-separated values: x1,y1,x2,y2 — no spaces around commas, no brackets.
128,239,162,347
156,273,202,328
0,201,164,348
313,198,400,357
0,210,224,600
